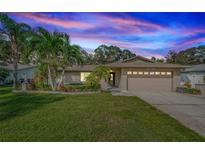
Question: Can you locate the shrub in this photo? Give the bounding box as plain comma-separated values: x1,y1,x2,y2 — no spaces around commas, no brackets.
176,87,201,95
36,83,51,91
65,84,100,92
85,65,111,89
85,73,99,87
184,82,192,88
15,82,22,90
59,84,68,92
26,79,36,90
186,88,201,94
69,82,83,85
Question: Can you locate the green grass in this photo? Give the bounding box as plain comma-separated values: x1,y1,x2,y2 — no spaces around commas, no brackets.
0,86,204,141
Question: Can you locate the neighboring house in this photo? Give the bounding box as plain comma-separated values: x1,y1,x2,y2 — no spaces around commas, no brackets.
180,64,205,93
0,63,36,84
0,56,188,92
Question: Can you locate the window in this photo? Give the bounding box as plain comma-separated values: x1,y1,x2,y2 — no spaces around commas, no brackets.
80,72,90,82
150,72,155,75
161,72,166,75
125,71,172,76
155,72,160,75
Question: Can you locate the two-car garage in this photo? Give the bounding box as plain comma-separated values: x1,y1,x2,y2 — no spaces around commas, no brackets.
127,71,173,92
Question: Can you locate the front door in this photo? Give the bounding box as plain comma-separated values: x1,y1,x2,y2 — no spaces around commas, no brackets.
109,72,115,86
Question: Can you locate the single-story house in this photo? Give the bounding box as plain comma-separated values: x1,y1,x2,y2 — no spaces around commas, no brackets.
63,56,188,92
1,56,188,92
180,64,205,94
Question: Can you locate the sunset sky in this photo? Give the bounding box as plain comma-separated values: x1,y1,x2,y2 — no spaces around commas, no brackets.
7,12,205,58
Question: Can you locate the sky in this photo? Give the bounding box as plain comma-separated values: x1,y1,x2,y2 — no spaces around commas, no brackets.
6,12,205,58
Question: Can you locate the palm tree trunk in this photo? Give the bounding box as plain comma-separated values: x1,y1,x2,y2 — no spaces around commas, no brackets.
13,55,18,89
52,68,58,91
11,38,18,89
48,64,54,91
57,69,65,89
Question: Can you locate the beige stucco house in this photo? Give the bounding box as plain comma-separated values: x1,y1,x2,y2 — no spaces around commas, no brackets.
63,56,188,92
1,56,188,92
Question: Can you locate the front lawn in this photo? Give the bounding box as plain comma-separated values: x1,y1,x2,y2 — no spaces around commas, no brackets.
0,86,204,141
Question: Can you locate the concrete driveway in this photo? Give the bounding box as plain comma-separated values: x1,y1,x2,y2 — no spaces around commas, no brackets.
113,91,205,136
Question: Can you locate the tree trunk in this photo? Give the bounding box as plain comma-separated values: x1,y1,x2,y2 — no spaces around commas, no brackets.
13,55,18,89
48,65,54,91
52,68,58,91
57,69,65,89
11,37,18,89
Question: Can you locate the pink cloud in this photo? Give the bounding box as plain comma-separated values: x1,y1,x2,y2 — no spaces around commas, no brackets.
171,37,205,51
182,27,205,36
98,14,172,33
180,37,205,46
135,50,164,59
13,13,94,29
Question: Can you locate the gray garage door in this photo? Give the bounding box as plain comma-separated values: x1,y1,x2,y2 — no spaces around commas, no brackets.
128,77,172,92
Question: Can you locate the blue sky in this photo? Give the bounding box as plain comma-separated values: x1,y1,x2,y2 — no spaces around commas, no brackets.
7,12,205,58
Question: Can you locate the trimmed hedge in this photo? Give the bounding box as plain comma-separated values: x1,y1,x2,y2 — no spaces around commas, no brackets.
176,87,201,95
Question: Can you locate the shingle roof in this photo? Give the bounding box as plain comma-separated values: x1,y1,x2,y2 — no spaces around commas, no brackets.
183,64,205,72
107,56,189,69
108,62,189,68
122,55,155,63
65,56,189,71
64,65,96,71
0,63,36,71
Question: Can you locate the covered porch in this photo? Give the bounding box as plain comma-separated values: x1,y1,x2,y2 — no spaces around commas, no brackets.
109,68,121,88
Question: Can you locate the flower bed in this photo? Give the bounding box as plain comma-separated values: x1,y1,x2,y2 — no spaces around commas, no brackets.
12,89,100,95
15,82,100,93
176,87,201,95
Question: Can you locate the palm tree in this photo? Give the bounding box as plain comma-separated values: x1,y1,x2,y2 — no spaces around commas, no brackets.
32,29,84,90
31,27,63,91
0,13,32,88
57,33,83,88
0,39,12,63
